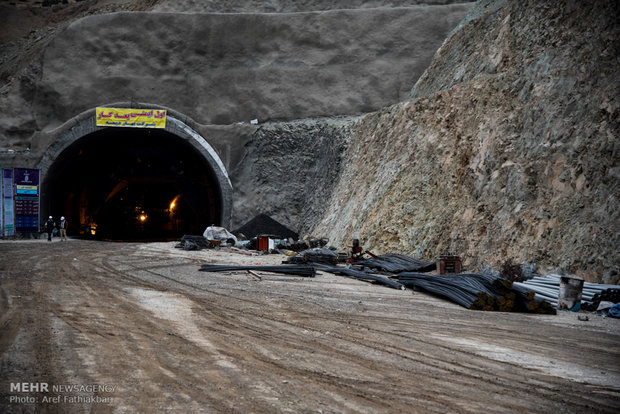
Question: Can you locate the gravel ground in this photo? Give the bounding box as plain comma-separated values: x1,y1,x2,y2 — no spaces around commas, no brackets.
0,239,618,413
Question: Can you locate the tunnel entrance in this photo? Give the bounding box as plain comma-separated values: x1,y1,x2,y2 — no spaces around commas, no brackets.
43,127,223,241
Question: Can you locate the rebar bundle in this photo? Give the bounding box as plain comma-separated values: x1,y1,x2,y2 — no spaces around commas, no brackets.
300,248,340,265
398,273,555,314
199,264,316,277
356,254,436,273
314,264,405,290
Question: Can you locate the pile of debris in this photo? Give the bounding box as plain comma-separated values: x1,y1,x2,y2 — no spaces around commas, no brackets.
233,213,299,242
284,247,342,265
175,235,212,251
175,214,328,253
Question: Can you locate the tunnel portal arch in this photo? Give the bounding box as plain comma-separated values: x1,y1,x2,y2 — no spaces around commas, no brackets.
38,107,232,240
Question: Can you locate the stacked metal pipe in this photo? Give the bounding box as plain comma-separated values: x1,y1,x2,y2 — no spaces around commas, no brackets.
515,274,620,310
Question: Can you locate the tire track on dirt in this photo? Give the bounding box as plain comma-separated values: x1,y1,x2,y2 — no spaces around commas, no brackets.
42,248,246,413
91,254,483,411
4,242,616,413
93,250,613,413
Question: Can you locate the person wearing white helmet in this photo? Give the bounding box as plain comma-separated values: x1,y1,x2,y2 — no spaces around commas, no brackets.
59,216,68,241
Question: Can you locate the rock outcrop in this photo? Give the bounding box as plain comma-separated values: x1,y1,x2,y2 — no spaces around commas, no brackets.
312,0,619,282
230,117,354,231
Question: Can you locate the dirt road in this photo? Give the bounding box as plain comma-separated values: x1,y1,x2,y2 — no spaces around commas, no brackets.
1,239,618,413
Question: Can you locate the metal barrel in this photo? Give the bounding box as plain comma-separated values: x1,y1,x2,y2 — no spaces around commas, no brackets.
557,275,584,311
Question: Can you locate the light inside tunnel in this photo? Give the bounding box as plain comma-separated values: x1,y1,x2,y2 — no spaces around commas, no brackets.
169,195,180,212
43,128,222,241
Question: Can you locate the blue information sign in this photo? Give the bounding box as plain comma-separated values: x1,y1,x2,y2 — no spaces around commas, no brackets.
2,169,14,236
13,168,40,233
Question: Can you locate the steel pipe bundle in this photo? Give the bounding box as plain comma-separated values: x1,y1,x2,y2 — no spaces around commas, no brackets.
513,281,559,308
199,264,316,277
517,275,620,310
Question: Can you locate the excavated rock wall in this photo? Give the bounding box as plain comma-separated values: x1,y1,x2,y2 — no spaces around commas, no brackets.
229,117,354,231
313,0,619,282
153,0,472,13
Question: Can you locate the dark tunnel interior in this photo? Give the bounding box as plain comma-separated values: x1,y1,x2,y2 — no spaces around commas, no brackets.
43,128,222,241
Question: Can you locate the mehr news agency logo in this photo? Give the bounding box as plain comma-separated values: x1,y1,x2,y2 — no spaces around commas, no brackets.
8,382,117,405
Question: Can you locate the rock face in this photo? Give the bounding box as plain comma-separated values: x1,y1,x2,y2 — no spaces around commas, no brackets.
312,0,619,282
153,0,473,13
0,4,470,144
229,118,354,232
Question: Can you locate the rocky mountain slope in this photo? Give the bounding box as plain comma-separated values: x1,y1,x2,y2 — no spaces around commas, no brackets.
0,2,470,147
153,0,472,13
312,0,619,282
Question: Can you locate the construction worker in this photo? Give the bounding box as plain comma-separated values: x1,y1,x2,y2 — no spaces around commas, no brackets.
45,216,55,242
348,238,365,263
59,216,68,241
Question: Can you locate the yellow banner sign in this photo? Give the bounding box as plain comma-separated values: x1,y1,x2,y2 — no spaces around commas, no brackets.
96,107,167,128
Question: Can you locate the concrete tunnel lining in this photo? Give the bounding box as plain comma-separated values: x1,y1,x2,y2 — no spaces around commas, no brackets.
37,106,233,237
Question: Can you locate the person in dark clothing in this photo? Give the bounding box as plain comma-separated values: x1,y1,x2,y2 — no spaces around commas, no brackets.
45,216,55,242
